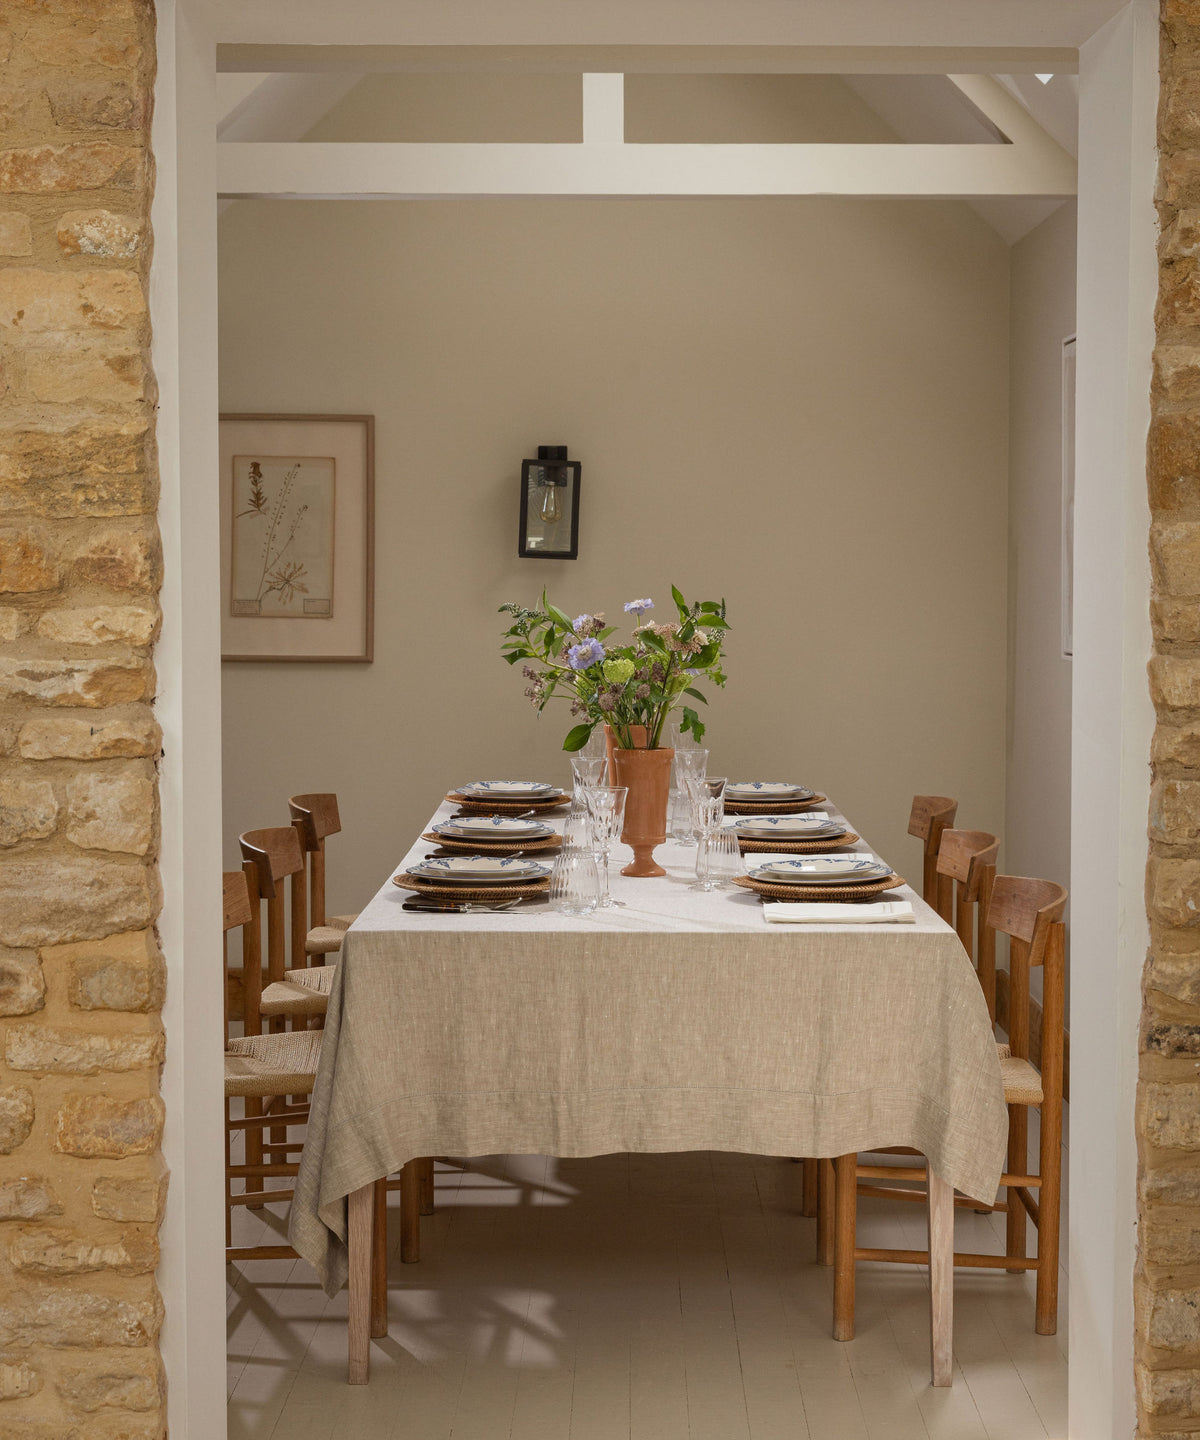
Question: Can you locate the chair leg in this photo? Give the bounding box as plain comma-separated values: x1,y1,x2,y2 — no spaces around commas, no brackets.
347,1182,373,1385
817,1159,835,1266
1005,1104,1028,1272
832,1154,857,1341
244,1097,265,1210
370,1178,388,1339
1035,1102,1062,1335
418,1156,435,1216
399,1160,420,1264
224,1100,233,1249
801,1158,819,1218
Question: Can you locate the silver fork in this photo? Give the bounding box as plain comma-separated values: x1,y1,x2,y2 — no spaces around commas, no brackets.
403,898,527,914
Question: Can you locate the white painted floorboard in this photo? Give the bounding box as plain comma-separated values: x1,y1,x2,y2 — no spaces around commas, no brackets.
227,1148,1067,1440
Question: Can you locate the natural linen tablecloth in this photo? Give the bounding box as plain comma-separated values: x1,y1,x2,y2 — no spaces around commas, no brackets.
291,801,1007,1294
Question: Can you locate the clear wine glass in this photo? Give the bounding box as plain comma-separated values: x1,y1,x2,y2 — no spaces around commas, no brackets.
671,748,709,842
549,844,601,916
686,777,727,890
582,784,628,909
570,755,608,792
705,826,744,890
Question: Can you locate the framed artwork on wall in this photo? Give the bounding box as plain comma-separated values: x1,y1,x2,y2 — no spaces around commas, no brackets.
219,414,374,662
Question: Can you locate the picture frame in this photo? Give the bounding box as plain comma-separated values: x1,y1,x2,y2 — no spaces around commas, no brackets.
219,414,374,663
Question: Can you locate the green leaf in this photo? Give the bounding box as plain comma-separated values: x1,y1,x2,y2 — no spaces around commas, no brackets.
641,630,667,653
683,687,708,704
546,602,575,632
671,583,687,614
563,723,595,752
692,644,720,668
700,615,730,630
503,651,522,665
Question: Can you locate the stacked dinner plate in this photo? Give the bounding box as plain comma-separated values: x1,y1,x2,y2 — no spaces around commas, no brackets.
448,780,571,813
393,853,553,900
728,814,847,842
748,854,893,885
432,814,556,844
723,781,824,815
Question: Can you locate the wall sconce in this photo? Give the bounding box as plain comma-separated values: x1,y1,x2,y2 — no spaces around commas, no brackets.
519,445,581,560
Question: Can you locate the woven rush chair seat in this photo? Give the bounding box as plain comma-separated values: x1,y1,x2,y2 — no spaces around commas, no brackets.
329,913,358,930
260,964,336,1019
225,1029,323,1098
997,1043,1044,1106
306,926,346,957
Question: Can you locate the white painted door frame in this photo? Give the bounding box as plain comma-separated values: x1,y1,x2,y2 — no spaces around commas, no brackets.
151,5,1157,1435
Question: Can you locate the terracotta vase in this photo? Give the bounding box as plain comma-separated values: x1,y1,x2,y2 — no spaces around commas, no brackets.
610,744,674,877
603,722,648,777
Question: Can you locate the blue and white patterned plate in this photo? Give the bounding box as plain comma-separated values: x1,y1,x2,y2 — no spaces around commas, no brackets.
731,816,845,840
406,855,552,884
434,816,554,840
460,780,556,798
726,781,815,800
748,855,892,885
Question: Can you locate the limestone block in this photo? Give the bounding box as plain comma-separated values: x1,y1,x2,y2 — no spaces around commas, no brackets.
45,81,142,132
0,947,45,1015
0,854,158,947
0,1177,62,1221
0,420,148,486
11,1227,158,1276
1151,779,1200,843
0,1088,34,1154
0,1284,162,1347
21,30,141,72
0,778,57,847
0,269,145,335
0,655,152,707
91,1167,167,1224
57,210,141,260
0,1361,39,1399
0,85,42,136
1158,259,1200,333
66,523,160,594
6,1023,164,1075
0,610,24,641
1147,950,1200,1008
1151,656,1200,713
55,1353,160,1412
1154,522,1200,596
1160,152,1200,212
13,0,136,18
0,213,31,257
1151,858,1200,927
1142,1203,1200,1264
1150,411,1200,513
54,1095,163,1159
25,346,146,406
1144,1082,1200,1149
18,715,160,761
65,770,153,856
0,1420,78,1440
1143,1283,1200,1350
0,143,141,195
1138,1364,1200,1419
1153,599,1200,646
67,932,164,1014
1164,69,1200,150
37,606,157,647
0,528,59,593
1145,1021,1200,1057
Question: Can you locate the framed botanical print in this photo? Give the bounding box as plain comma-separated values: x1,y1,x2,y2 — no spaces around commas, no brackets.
219,414,374,662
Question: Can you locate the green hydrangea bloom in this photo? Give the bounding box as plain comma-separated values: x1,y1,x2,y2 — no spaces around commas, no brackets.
602,657,636,685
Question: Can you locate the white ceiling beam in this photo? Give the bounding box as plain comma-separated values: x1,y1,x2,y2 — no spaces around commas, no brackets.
217,44,1079,76
948,73,1074,163
216,72,365,142
582,73,624,144
218,139,1077,199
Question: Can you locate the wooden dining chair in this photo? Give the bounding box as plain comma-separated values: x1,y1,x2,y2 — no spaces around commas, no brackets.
289,793,359,961
908,795,958,919
829,873,1067,1343
940,828,999,1020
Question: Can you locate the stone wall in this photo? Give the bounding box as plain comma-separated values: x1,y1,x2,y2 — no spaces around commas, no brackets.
0,2,165,1438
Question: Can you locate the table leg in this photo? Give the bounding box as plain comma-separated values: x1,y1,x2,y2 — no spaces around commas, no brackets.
371,1178,388,1339
927,1170,954,1387
347,1182,374,1384
400,1159,420,1264
832,1154,857,1341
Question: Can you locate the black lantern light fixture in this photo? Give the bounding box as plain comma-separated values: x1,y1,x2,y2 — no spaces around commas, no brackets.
518,445,581,560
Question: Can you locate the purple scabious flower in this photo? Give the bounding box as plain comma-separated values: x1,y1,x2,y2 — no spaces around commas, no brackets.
567,638,605,671
573,613,592,634
624,598,654,617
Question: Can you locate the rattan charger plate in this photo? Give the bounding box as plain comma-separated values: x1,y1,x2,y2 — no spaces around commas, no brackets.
723,793,827,815
421,831,562,855
447,790,571,814
392,873,551,901
732,873,906,902
735,831,859,854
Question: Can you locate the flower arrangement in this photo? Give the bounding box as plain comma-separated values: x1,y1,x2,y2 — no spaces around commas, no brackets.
499,587,729,751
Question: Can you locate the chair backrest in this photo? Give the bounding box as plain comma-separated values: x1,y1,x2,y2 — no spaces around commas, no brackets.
223,869,256,1037
908,795,958,915
288,793,342,929
936,828,999,1019
240,825,307,998
985,875,1068,1077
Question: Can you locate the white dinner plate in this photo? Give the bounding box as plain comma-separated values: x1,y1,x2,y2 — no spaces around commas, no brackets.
749,855,892,884
433,817,554,839
459,780,556,798
730,816,844,838
726,781,815,800
406,856,552,883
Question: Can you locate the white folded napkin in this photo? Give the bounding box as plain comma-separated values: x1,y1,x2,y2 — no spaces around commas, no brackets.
763,900,915,925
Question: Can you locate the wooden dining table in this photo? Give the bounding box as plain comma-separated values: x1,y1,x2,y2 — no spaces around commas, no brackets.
288,797,1008,1390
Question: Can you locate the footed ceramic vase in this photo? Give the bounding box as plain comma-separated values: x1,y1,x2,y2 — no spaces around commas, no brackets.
609,738,674,878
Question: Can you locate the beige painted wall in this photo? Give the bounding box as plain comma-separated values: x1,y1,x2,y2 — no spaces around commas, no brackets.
218,77,1010,914
1006,200,1075,896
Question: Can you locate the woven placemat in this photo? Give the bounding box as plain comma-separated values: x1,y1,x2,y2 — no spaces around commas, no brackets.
392,873,552,901
447,791,571,814
732,873,905,902
421,832,563,855
735,831,859,854
723,793,827,815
